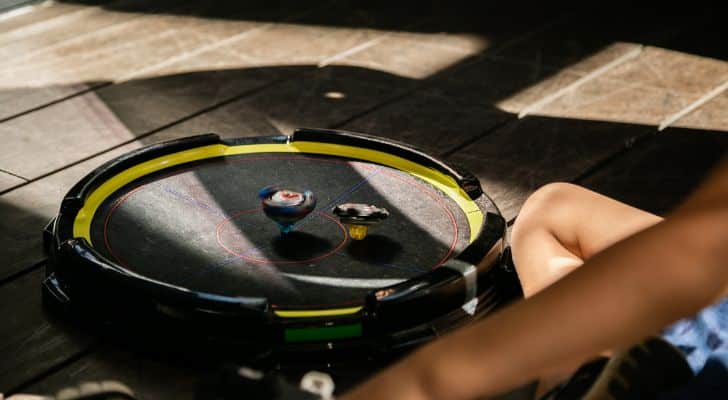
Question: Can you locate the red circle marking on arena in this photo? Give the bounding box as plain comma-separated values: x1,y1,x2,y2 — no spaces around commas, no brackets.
101,155,461,272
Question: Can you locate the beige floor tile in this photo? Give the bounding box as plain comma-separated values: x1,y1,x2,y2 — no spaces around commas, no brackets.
0,0,92,35
671,91,728,132
0,170,25,192
329,30,489,79
0,0,159,61
605,47,728,93
529,48,728,126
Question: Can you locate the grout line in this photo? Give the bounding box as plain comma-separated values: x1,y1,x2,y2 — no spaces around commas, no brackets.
468,13,575,71
658,79,728,131
0,82,110,124
0,168,29,181
505,129,657,227
6,347,95,396
0,8,612,199
116,23,275,82
0,2,353,196
326,18,502,129
147,0,339,79
2,11,149,68
0,0,120,40
2,0,220,70
0,77,291,196
572,130,655,184
0,1,329,121
517,44,644,118
441,115,517,157
329,86,420,129
317,36,386,68
481,52,715,97
317,16,431,68
3,28,180,77
0,259,46,287
324,14,553,148
553,79,644,114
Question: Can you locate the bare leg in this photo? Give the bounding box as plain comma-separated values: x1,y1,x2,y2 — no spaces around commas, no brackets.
511,183,662,298
510,183,662,396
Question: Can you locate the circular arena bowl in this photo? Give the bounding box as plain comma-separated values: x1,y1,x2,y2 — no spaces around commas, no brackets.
43,128,515,358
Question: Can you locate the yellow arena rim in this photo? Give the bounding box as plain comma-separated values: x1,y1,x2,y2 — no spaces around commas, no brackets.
46,128,507,349
72,141,483,245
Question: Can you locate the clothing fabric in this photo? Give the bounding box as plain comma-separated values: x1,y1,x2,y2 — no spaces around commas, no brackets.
660,296,728,398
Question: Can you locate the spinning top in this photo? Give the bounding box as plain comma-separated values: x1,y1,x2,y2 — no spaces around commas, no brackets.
259,186,316,234
333,203,389,240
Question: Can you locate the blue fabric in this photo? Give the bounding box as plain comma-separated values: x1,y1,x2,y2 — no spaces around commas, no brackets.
659,296,728,398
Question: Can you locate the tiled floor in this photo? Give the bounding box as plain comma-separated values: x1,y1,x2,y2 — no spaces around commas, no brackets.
0,1,725,398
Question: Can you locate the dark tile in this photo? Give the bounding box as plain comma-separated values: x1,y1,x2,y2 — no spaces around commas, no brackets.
0,83,99,121
342,82,510,154
581,128,728,215
0,143,138,281
492,10,708,72
448,116,650,220
20,349,202,400
434,56,584,113
647,10,727,61
0,268,90,391
0,66,294,179
95,66,295,136
152,65,417,141
0,0,317,122
0,65,413,280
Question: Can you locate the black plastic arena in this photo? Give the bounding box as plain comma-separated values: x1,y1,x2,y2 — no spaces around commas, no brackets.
43,129,516,356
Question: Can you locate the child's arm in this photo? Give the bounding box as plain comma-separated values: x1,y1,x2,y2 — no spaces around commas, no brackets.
343,158,728,400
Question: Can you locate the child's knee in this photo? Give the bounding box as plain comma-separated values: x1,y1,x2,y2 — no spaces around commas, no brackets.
511,182,590,254
515,183,584,229
527,183,584,210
